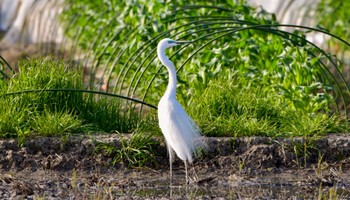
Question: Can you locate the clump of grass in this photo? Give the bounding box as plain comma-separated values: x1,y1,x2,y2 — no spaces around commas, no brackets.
0,58,141,138
7,58,84,113
32,108,83,136
187,80,280,137
0,98,30,138
117,131,159,167
81,96,138,133
187,79,348,138
95,131,159,167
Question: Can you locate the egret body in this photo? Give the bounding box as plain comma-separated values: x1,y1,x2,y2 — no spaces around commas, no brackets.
157,38,204,184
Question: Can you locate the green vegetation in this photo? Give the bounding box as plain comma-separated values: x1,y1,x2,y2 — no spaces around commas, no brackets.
32,109,82,136
60,0,349,138
94,131,160,167
0,59,139,138
188,79,346,137
317,0,350,55
1,1,348,140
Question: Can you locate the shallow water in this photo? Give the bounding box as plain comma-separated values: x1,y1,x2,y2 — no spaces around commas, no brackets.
110,182,350,199
84,173,350,199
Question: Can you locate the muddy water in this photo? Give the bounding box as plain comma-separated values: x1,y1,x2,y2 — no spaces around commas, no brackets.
2,170,349,199
115,185,350,199
1,134,350,199
62,168,350,199
117,167,350,198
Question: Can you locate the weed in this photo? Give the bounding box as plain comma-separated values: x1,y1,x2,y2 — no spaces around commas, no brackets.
71,168,77,192
95,132,159,167
238,157,245,172
188,79,347,137
0,59,142,138
81,95,139,133
116,131,159,167
32,109,82,136
2,1,350,143
292,137,318,167
318,185,341,200
0,98,30,138
315,153,327,179
8,58,84,113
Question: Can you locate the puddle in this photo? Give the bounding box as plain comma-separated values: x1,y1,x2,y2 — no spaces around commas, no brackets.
91,180,350,199
67,171,350,199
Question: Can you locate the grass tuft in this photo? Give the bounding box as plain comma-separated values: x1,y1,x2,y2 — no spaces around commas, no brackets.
81,96,138,133
95,131,159,167
32,109,83,136
188,79,348,137
0,58,141,138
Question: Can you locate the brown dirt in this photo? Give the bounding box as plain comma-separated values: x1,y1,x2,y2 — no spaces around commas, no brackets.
0,44,52,69
0,134,350,199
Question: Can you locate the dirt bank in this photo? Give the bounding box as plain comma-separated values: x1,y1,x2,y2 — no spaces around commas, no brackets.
0,134,350,199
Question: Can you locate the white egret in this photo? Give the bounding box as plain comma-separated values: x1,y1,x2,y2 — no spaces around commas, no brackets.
157,38,204,185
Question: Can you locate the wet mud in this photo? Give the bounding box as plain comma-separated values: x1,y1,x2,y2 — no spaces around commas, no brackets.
0,134,350,199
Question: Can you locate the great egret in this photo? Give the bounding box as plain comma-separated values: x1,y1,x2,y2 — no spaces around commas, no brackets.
157,38,204,185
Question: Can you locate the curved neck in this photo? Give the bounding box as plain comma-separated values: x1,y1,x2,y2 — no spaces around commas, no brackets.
157,48,177,98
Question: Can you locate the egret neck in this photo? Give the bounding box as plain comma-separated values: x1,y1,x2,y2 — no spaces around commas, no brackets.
157,47,177,98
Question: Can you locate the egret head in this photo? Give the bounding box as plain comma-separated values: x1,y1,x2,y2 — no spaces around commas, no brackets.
157,38,191,68
158,38,191,50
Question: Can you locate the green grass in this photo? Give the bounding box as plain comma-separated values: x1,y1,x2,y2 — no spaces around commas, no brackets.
5,58,84,113
187,79,348,137
60,1,350,133
317,0,350,55
1,1,345,140
94,131,160,167
80,96,138,133
0,58,157,166
32,108,83,136
0,58,141,138
0,97,30,138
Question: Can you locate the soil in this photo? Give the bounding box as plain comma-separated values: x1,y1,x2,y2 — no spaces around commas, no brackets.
1,134,350,199
0,44,60,69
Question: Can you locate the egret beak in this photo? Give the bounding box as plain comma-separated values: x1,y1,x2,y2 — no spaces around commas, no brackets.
175,41,192,45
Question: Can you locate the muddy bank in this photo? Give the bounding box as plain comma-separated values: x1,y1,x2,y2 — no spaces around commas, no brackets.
0,134,350,199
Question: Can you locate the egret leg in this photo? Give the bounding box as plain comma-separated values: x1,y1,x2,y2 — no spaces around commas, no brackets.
184,160,189,185
169,156,173,184
169,158,173,198
167,143,174,185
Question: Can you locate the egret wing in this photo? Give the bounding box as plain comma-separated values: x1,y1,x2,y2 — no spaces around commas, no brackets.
158,98,202,163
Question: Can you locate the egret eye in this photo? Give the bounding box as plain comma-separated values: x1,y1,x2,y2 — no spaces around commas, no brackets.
168,40,176,44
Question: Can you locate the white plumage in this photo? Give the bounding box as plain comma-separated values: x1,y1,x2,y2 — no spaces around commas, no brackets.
157,38,204,184
158,95,202,162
